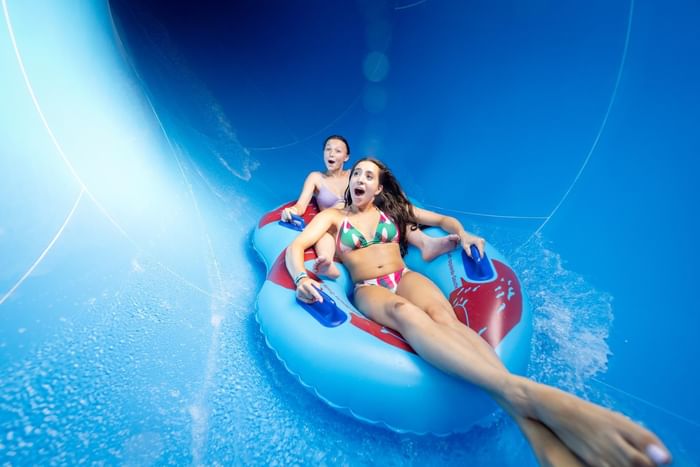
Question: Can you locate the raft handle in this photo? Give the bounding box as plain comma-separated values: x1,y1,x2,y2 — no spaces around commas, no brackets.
278,214,306,231
462,245,495,281
296,286,347,327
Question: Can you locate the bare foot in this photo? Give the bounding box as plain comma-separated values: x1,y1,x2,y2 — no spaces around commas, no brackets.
313,256,340,279
420,234,461,261
520,382,672,467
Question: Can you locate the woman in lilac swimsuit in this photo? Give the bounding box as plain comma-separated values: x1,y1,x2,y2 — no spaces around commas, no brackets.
281,135,460,278
285,157,671,467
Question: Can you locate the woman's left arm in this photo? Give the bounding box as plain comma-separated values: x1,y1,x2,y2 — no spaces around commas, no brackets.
412,206,485,258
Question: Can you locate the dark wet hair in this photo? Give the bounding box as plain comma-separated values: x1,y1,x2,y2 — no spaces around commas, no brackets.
323,135,350,156
344,157,418,256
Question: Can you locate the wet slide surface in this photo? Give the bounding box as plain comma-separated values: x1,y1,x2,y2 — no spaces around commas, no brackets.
1,0,698,464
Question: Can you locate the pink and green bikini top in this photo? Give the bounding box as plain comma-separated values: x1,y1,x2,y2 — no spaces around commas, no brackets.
336,209,400,254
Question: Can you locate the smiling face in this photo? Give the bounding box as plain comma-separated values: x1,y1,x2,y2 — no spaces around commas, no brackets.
323,138,349,172
349,160,383,206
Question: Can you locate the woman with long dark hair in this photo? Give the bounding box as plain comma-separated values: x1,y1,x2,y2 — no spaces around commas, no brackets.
281,136,460,278
285,157,671,467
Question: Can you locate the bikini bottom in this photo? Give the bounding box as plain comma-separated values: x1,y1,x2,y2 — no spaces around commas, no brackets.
354,267,410,294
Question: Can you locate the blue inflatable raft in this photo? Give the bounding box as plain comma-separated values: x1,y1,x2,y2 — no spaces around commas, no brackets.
253,202,532,435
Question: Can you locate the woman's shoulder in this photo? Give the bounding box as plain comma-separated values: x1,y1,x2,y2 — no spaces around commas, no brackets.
305,171,324,185
307,206,344,231
318,206,348,223
322,206,347,219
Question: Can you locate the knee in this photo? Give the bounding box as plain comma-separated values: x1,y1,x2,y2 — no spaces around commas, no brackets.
385,299,418,326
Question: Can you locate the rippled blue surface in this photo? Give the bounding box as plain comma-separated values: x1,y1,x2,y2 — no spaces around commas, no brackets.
1,0,698,464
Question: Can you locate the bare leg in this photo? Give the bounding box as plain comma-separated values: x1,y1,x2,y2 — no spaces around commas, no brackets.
354,274,671,467
406,227,460,262
396,272,584,466
313,232,340,279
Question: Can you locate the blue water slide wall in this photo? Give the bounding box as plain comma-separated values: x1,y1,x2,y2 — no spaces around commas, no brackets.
1,0,698,464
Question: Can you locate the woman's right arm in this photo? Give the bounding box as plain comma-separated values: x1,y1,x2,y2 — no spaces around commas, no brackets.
413,206,485,258
285,209,337,303
281,172,319,221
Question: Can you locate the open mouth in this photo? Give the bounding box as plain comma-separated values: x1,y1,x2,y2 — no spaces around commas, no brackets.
353,187,365,197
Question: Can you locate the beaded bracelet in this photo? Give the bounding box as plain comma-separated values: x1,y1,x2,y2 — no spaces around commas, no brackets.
293,271,308,286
